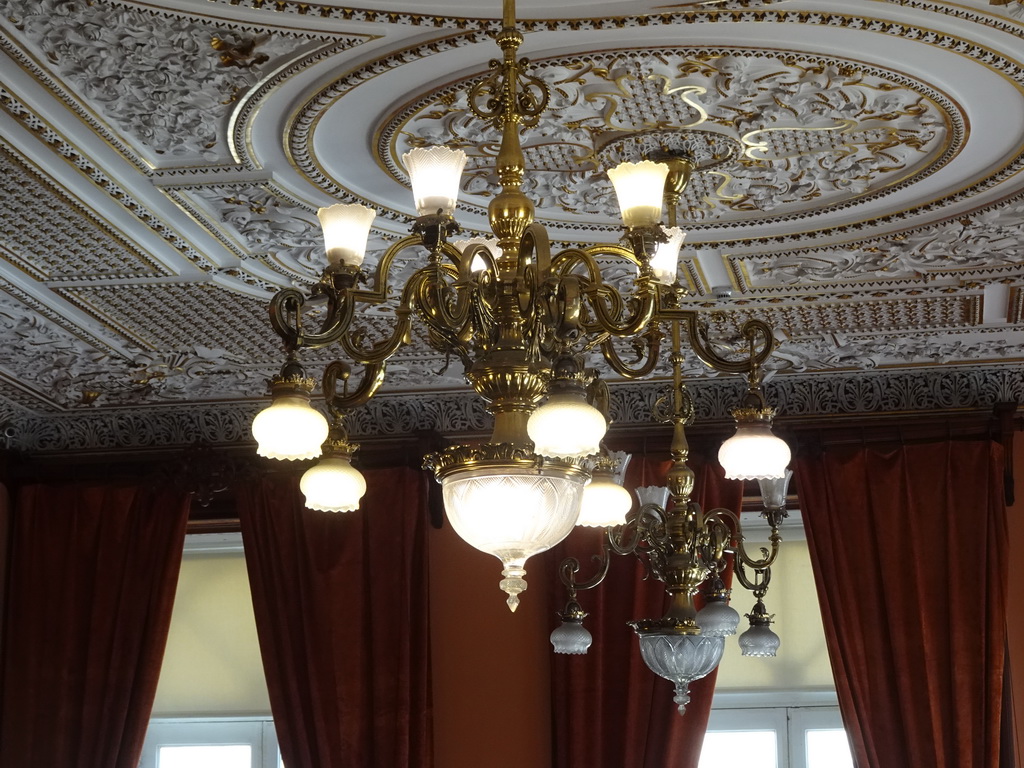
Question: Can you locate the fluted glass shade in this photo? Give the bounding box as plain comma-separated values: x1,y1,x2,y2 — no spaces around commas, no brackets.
252,395,329,461
404,146,468,216
550,620,593,655
300,456,366,512
528,393,606,459
739,624,781,657
441,466,585,611
650,226,685,284
317,203,376,267
759,467,794,508
718,422,791,480
635,485,671,510
636,634,725,715
696,600,742,637
578,474,632,527
607,160,669,227
454,236,501,272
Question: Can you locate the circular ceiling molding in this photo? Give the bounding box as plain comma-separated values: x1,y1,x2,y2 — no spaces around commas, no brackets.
375,47,961,231
277,8,1024,248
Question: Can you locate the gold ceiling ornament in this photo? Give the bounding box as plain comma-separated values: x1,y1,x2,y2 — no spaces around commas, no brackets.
253,0,791,706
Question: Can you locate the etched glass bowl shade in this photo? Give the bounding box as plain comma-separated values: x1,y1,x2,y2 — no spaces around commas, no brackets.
441,467,586,611
300,456,366,513
696,600,742,637
637,634,725,715
252,395,329,461
739,624,781,657
550,620,593,655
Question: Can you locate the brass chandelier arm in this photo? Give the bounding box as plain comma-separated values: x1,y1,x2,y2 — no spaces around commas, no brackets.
322,359,387,412
599,327,662,379
269,286,358,351
652,310,776,375
733,558,772,596
706,506,783,570
557,543,613,594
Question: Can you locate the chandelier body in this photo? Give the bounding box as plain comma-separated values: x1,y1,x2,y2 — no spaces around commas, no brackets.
256,0,783,614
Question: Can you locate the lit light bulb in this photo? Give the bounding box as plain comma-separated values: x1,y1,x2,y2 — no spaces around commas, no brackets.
300,455,366,512
317,203,376,267
404,146,468,216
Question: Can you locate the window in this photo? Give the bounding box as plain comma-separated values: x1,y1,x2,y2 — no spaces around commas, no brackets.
139,718,280,768
699,706,853,768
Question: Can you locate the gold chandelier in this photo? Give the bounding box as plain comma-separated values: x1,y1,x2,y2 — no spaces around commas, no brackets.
252,0,791,709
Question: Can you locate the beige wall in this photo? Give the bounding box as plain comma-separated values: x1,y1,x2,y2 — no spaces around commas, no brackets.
716,538,833,692
151,519,833,750
152,549,270,716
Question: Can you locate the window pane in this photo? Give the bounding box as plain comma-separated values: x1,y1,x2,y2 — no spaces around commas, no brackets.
806,729,854,768
158,745,252,768
699,730,778,768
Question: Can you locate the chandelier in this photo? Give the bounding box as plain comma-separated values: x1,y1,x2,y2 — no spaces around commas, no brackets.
252,0,791,710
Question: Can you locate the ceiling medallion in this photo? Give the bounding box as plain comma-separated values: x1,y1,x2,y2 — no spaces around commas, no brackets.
375,47,957,231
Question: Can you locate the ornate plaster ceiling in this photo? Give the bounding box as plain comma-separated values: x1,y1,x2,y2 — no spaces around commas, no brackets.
0,0,1021,451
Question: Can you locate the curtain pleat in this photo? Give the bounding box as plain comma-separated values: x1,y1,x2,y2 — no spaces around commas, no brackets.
0,483,191,768
549,455,743,768
238,467,433,768
796,440,1008,768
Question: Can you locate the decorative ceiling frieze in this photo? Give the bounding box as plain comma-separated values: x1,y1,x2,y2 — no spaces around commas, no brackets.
0,0,361,163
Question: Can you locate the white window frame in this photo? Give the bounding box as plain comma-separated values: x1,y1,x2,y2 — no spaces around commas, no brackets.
701,693,849,768
788,706,850,768
139,717,280,768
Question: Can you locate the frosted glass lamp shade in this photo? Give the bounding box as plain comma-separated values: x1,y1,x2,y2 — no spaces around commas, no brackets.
650,226,685,284
635,634,725,715
739,624,781,657
696,600,741,637
441,467,585,611
317,203,376,267
718,421,791,480
403,146,468,216
607,160,669,227
454,236,501,272
527,394,606,459
300,456,367,512
252,395,329,461
578,474,632,527
550,620,593,655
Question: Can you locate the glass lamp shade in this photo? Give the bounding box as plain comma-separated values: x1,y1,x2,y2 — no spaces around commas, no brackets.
454,236,501,272
403,146,468,216
607,160,669,227
696,600,742,637
300,456,366,512
650,226,685,284
635,485,671,510
738,624,781,657
441,466,585,611
577,474,632,527
759,467,794,509
317,203,376,267
550,620,593,655
252,395,329,461
527,394,607,459
636,634,725,715
718,421,791,480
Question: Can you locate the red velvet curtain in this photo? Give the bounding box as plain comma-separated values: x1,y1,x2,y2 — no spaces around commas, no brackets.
549,455,743,768
797,439,1008,768
238,467,432,768
0,483,191,768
